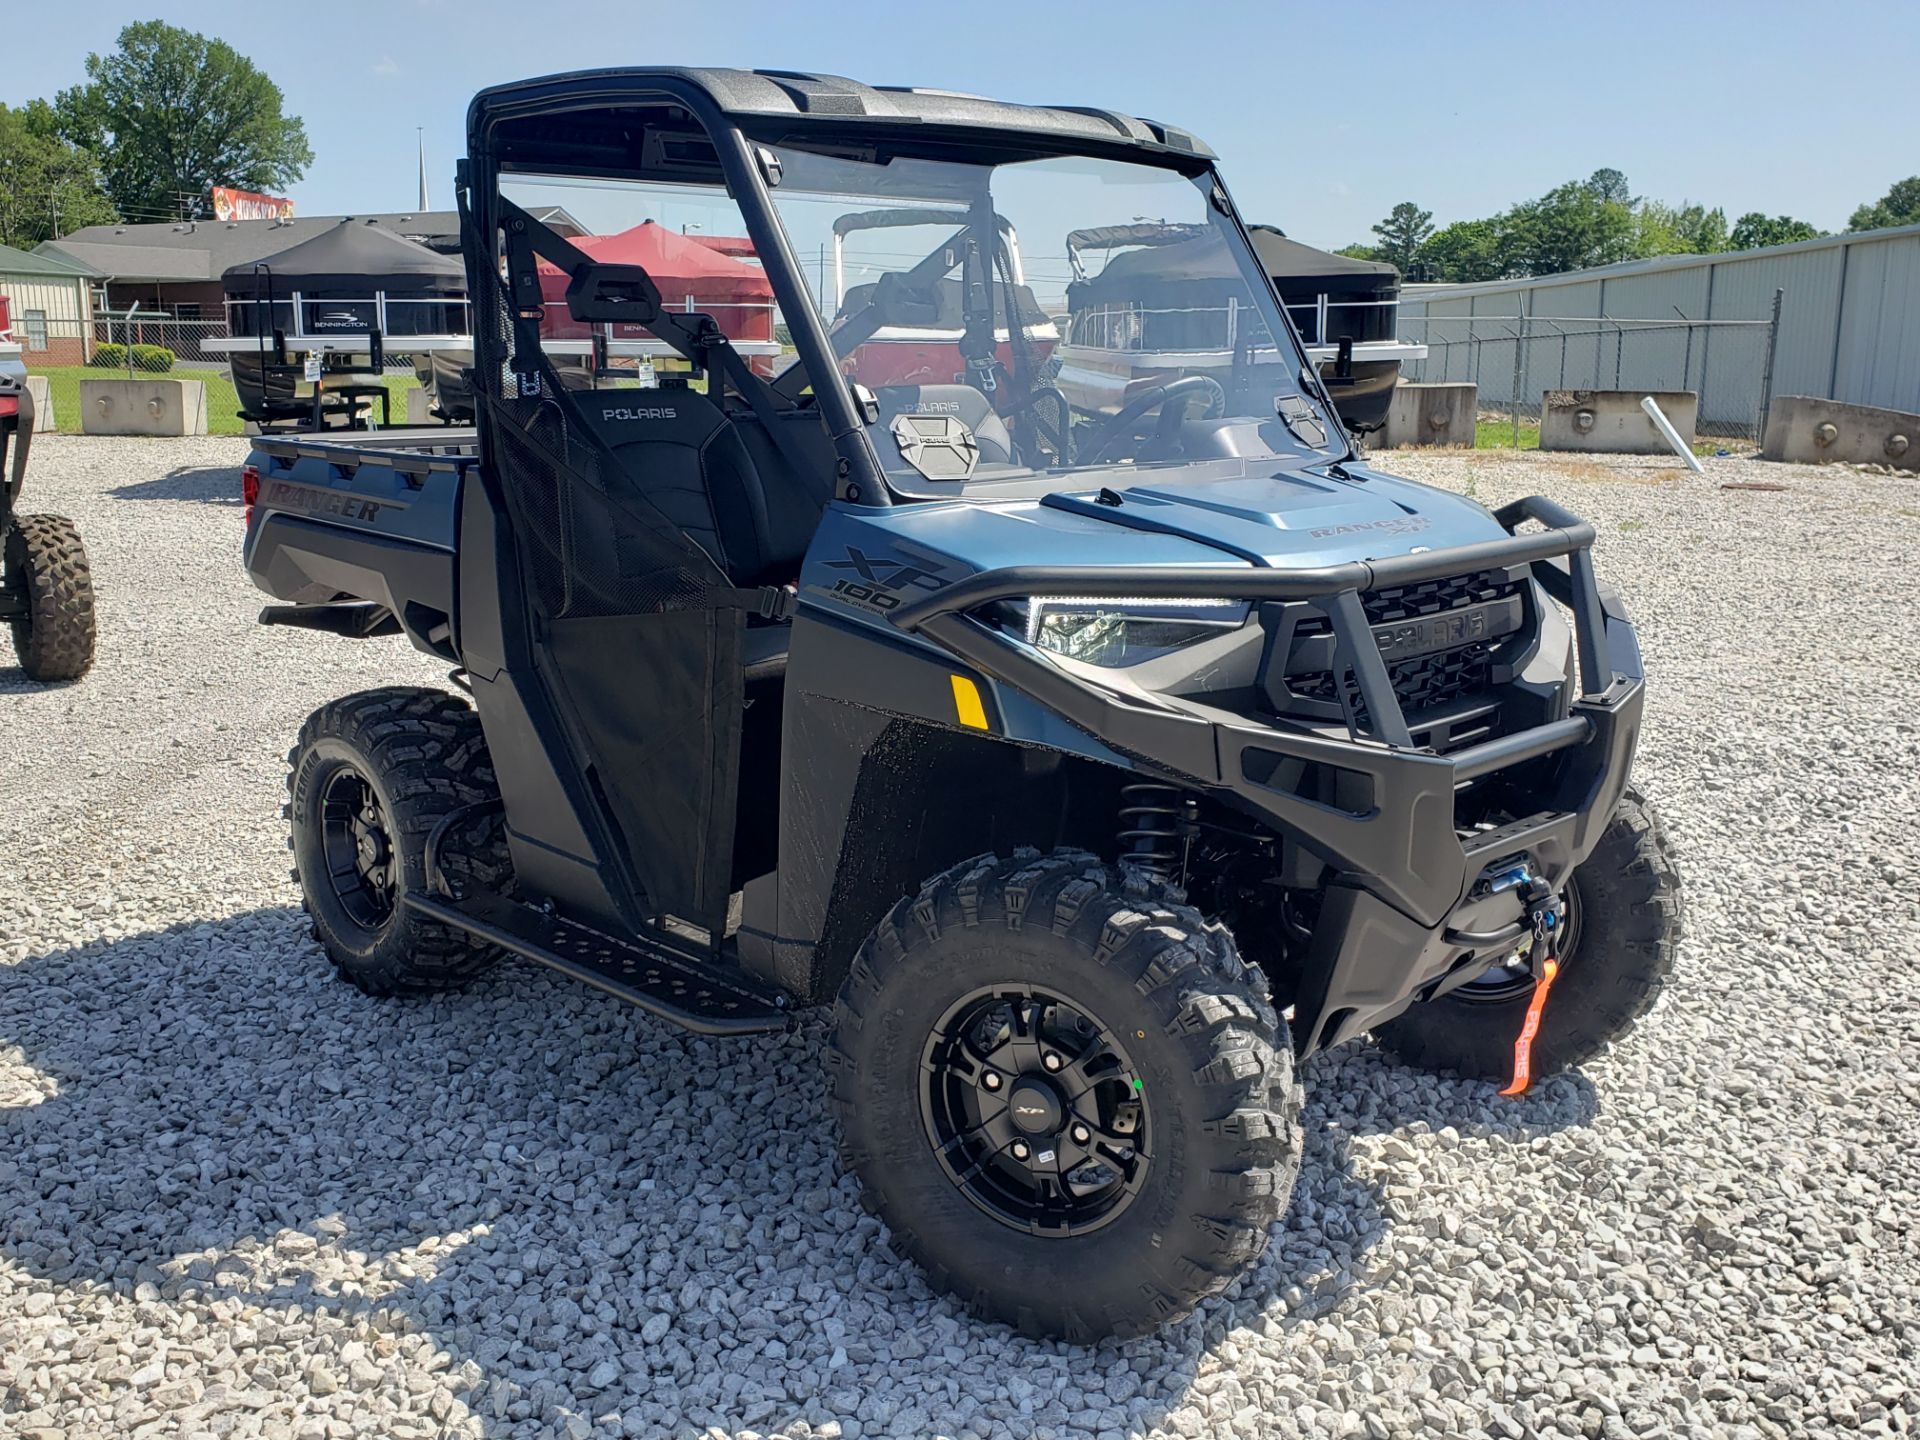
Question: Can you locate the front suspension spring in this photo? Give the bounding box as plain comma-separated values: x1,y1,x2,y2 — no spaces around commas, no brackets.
1117,783,1194,882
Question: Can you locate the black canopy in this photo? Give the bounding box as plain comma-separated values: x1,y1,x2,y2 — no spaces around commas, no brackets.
1069,223,1398,309
223,220,468,296
1248,225,1399,288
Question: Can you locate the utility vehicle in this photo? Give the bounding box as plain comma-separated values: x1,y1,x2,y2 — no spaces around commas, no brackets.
245,68,1680,1341
1,372,96,682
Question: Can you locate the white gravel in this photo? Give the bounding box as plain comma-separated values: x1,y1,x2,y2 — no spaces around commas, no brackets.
2,433,1917,1439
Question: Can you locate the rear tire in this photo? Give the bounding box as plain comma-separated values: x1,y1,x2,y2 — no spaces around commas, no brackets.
287,686,512,995
1373,789,1681,1081
6,513,96,682
830,849,1302,1341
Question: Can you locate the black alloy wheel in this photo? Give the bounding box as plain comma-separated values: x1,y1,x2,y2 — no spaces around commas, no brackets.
318,765,399,931
921,984,1148,1237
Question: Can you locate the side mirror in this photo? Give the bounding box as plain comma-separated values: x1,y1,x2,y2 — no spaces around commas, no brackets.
565,264,663,325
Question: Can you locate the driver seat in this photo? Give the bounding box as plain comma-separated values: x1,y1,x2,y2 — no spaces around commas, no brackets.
870,385,1014,466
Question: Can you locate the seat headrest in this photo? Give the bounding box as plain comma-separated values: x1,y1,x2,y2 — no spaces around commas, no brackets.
871,385,1012,464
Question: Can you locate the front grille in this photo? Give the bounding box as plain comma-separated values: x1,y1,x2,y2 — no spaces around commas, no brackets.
1274,566,1527,747
1289,645,1492,721
1361,569,1519,626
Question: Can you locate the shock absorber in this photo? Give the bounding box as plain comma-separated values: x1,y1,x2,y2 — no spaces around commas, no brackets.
1116,783,1195,883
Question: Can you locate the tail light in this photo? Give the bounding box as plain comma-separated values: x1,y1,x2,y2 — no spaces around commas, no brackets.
0,396,16,418
241,464,260,525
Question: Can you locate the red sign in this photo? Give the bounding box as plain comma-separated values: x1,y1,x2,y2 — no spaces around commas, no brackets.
211,186,295,222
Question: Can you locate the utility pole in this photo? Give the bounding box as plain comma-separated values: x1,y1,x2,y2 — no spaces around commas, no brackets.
417,129,431,211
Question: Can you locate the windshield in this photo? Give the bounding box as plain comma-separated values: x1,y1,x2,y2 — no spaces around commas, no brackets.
766,145,1342,493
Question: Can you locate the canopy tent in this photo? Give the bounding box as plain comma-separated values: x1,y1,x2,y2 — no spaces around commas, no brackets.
537,220,775,345
222,219,469,340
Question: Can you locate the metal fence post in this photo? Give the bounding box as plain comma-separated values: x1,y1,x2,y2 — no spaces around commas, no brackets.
1511,314,1525,449
1758,287,1785,440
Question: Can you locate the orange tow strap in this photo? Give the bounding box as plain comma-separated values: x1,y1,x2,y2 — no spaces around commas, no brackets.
1498,955,1559,1097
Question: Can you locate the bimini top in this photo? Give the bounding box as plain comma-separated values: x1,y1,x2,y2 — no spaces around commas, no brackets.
1066,223,1401,310
468,67,1214,160
224,219,468,297
1249,226,1400,289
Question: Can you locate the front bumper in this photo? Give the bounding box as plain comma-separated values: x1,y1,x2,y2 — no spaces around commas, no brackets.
887,495,1645,1057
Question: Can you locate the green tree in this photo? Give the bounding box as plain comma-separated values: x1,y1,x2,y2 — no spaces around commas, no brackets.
1332,242,1381,263
1584,168,1635,206
1420,218,1506,282
0,101,117,248
1728,212,1822,250
52,20,311,222
1501,180,1638,276
1633,201,1729,258
1369,202,1434,276
1847,177,1920,232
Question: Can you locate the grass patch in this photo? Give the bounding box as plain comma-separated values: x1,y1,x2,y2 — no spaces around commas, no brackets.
28,365,422,438
1474,417,1542,450
1473,414,1731,458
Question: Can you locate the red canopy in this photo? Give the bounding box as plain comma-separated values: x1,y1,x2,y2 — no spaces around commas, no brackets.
538,221,771,306
538,221,774,346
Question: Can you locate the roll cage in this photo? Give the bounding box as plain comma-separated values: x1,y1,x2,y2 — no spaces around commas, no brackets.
462,67,1347,505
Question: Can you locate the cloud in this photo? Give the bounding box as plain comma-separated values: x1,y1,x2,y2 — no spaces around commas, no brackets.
371,55,401,78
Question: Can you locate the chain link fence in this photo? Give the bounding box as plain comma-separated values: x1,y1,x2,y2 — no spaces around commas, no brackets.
1398,308,1782,441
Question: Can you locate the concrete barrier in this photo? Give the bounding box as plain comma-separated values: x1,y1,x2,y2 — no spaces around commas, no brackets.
1760,394,1919,472
1381,383,1476,448
79,378,208,437
23,375,54,433
1540,389,1697,455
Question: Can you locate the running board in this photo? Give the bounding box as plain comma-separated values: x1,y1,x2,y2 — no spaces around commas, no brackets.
404,891,792,1036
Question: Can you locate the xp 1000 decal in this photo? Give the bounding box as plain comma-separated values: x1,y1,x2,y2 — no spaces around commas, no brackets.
815,543,955,615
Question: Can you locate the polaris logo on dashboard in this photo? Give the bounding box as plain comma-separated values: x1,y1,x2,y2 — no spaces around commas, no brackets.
602,406,677,422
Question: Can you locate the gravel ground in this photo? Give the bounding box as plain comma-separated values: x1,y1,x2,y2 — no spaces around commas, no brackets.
1,435,1916,1439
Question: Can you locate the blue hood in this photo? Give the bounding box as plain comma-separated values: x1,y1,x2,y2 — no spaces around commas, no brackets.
1043,462,1509,570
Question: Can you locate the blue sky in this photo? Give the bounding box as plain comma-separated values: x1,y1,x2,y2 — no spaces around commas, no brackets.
4,0,1915,247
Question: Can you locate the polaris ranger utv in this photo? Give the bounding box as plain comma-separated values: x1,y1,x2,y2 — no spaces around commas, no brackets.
246,68,1679,1341
1,374,97,682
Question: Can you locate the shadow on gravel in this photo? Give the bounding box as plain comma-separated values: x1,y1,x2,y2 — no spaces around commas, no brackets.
0,664,84,695
107,463,244,505
0,906,1592,1439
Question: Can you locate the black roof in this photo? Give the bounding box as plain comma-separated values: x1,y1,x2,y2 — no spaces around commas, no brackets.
1070,224,1400,307
469,68,1214,160
1249,226,1399,283
223,220,468,295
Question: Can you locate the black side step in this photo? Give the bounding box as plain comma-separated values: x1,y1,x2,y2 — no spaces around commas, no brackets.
404,891,792,1036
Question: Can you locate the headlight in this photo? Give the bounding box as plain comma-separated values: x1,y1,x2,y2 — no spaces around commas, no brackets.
986,596,1251,668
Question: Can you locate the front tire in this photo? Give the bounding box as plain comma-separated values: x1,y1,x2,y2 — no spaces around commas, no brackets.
830,849,1302,1341
1373,789,1681,1081
6,513,96,682
287,686,512,995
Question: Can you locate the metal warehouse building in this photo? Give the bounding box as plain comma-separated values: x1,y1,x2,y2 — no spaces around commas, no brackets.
1398,223,1920,433
0,242,97,366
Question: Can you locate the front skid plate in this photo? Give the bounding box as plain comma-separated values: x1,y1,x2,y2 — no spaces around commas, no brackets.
405,891,791,1036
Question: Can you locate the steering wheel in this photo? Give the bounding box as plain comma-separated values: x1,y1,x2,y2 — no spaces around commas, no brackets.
1083,375,1228,463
